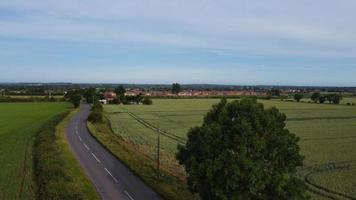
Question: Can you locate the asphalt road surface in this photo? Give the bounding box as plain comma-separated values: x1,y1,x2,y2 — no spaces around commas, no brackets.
66,104,162,200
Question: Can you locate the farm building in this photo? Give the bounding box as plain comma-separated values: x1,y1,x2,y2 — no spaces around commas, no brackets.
104,91,117,102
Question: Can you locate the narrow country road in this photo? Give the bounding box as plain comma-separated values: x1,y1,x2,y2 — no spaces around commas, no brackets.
66,104,162,200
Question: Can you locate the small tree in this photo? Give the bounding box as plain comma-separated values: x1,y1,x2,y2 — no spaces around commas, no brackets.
83,88,96,103
88,110,103,123
319,95,326,103
115,85,126,104
172,83,181,95
325,94,333,104
176,98,308,200
294,93,303,102
142,97,153,105
115,85,126,96
330,94,342,104
311,92,320,103
92,101,103,111
69,94,81,108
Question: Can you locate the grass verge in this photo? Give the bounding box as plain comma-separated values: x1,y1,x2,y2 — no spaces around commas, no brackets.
87,120,199,200
34,109,99,200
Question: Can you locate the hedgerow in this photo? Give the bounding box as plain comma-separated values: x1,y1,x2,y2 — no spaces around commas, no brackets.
33,112,83,200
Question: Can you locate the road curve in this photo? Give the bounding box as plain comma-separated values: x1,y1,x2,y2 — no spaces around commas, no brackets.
65,104,162,200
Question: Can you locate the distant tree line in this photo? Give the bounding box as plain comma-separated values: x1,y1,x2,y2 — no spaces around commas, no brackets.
112,86,152,105
0,96,65,103
311,92,343,104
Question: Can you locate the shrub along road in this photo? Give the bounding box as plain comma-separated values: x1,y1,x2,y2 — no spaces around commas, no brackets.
66,104,162,200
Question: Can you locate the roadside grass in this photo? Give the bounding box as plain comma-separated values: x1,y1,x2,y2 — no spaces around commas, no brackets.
55,109,100,200
102,99,356,199
87,121,199,200
34,107,99,200
0,102,70,200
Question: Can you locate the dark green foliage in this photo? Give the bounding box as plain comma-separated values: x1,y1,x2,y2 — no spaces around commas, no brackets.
70,94,81,108
268,89,281,97
0,96,10,102
176,98,308,200
88,110,103,123
294,93,303,102
89,101,104,123
311,92,320,103
34,112,83,200
319,95,326,103
123,95,143,104
172,83,181,95
65,91,82,108
0,96,65,102
325,94,343,104
113,97,121,104
92,101,103,111
142,97,153,105
115,85,126,96
83,88,97,103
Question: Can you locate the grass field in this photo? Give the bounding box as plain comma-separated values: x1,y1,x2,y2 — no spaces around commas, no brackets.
103,98,356,199
0,102,71,200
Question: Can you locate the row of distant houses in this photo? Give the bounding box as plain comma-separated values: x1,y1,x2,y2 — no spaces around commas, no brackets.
101,89,268,103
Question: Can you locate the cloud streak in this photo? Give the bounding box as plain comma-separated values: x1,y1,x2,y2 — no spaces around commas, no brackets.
0,0,356,85
0,0,355,57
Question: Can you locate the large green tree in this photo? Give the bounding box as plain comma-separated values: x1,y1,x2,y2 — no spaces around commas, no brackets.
294,93,303,102
172,83,181,95
115,85,126,96
176,98,308,200
311,92,320,103
83,88,97,103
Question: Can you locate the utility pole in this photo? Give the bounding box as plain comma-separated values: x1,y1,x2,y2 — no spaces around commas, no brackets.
157,128,160,179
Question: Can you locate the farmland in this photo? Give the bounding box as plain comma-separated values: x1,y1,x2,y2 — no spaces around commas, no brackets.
0,102,71,200
103,98,356,199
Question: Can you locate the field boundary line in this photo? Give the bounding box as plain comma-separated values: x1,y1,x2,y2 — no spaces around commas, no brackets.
126,112,186,144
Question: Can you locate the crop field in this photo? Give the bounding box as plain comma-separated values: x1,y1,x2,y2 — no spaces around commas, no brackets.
104,98,356,199
0,102,71,200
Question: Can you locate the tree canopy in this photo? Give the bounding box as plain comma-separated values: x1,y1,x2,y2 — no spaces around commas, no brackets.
172,83,181,95
311,92,320,103
115,85,126,96
294,93,303,102
176,98,308,200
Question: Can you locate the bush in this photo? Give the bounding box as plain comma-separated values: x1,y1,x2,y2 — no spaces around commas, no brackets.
34,112,84,200
88,110,103,123
92,101,103,111
0,96,10,102
142,97,153,105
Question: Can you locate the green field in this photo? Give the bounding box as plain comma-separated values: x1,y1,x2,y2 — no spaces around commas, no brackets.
104,99,356,199
0,102,71,200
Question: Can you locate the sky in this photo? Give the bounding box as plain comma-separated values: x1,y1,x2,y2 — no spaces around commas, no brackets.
0,0,355,86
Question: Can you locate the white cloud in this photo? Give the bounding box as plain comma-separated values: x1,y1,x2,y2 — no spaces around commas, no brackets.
0,0,355,58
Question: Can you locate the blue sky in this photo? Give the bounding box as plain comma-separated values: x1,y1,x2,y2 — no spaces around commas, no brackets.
0,0,355,86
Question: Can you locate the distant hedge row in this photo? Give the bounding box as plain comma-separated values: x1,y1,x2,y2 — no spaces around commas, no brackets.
0,96,65,102
33,112,84,200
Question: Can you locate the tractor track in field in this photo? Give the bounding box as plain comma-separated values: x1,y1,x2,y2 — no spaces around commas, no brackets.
302,160,356,200
126,112,187,144
107,111,187,144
